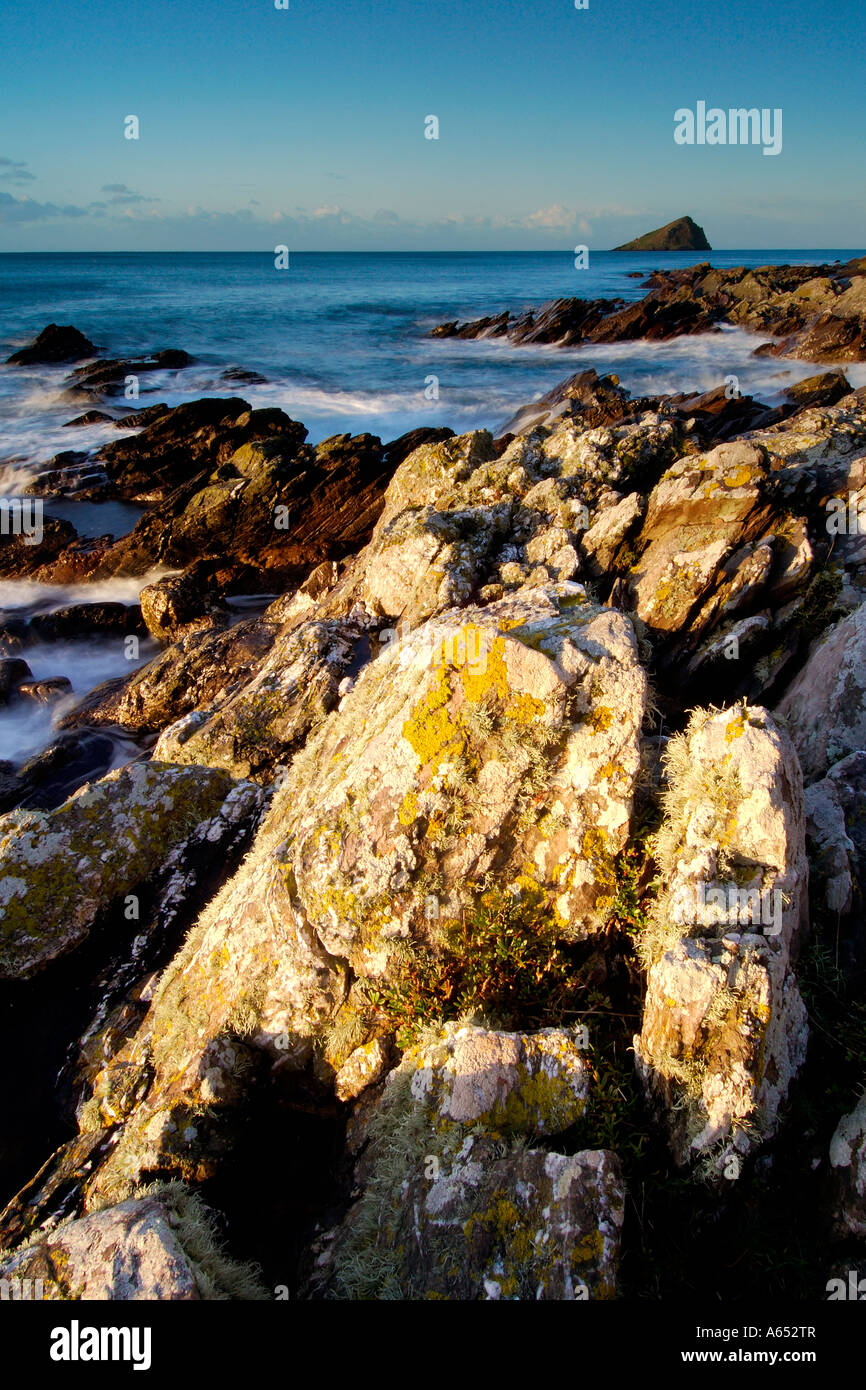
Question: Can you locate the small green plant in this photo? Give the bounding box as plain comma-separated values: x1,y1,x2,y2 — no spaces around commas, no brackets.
364,888,589,1046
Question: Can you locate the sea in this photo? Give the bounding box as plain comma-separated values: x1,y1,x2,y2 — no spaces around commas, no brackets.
0,248,863,763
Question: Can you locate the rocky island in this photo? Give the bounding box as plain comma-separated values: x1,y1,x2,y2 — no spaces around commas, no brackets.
1,270,865,1303
614,215,711,252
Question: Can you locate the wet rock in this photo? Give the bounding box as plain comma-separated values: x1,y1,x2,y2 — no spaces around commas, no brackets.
79,422,395,592
0,658,31,703
96,397,304,503
634,704,809,1176
29,602,145,642
59,609,282,735
0,760,238,978
114,403,171,429
501,368,633,435
0,619,29,653
2,731,120,813
431,257,866,363
222,367,267,386
783,371,852,410
6,324,96,366
15,676,73,704
0,516,78,578
69,349,193,396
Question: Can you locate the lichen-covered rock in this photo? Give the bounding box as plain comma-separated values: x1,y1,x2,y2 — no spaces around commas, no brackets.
776,601,866,782
323,1136,623,1300
328,419,682,624
0,761,237,978
153,618,370,779
634,705,809,1174
0,1184,267,1299
397,1022,591,1135
829,1094,866,1239
313,1037,620,1300
334,1038,392,1103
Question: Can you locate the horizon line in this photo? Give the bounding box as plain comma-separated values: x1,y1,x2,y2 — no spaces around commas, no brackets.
0,246,862,256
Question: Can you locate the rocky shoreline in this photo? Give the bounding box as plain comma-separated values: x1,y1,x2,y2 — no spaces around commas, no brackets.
1,277,865,1300
431,255,866,361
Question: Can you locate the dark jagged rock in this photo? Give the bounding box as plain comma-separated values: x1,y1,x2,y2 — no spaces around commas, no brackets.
62,411,115,428
6,324,96,366
138,564,229,644
502,368,634,435
783,370,852,409
58,608,282,735
613,215,711,252
96,398,304,503
16,677,73,704
382,426,454,469
37,419,399,596
113,403,171,429
222,367,268,385
0,731,120,814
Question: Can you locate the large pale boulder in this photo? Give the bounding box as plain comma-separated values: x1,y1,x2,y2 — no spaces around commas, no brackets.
0,1185,267,1300
78,585,645,1198
634,705,809,1174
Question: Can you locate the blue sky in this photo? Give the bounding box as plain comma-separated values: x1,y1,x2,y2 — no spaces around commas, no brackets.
0,0,863,250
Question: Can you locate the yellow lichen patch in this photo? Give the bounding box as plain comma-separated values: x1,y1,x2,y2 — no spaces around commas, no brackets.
401,665,463,772
721,465,757,489
585,706,614,735
398,790,419,827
